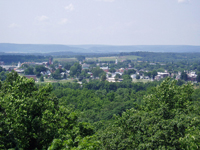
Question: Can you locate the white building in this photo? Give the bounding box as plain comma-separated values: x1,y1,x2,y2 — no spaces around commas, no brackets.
18,62,21,68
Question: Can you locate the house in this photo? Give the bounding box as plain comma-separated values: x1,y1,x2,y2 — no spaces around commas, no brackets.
187,72,197,81
117,68,125,73
107,77,116,82
100,66,109,73
155,72,169,80
108,72,122,78
1,65,16,71
82,63,90,70
131,74,136,79
15,69,24,73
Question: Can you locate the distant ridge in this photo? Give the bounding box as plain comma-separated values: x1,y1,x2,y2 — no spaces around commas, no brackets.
0,43,200,54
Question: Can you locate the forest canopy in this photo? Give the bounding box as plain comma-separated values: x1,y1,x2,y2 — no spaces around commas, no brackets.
0,71,200,149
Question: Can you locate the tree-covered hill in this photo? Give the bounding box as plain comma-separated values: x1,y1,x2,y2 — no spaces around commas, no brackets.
1,43,200,54
119,51,200,62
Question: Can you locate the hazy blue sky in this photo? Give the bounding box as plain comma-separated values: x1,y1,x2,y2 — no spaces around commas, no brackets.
0,0,200,45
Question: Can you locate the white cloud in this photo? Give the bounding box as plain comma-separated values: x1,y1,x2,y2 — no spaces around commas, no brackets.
36,15,49,22
59,18,68,25
96,0,115,2
104,0,115,2
9,23,19,28
178,0,190,3
64,4,74,11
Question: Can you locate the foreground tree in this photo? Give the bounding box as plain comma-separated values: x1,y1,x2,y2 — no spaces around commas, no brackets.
0,71,97,149
98,78,200,149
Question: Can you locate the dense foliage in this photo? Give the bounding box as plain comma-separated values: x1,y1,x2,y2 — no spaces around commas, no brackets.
119,52,200,62
1,71,200,149
0,66,7,81
97,78,200,149
0,72,96,149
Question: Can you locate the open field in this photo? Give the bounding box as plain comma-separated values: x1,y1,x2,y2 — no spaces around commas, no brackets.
36,78,75,84
44,78,74,83
132,79,151,83
53,58,77,63
86,55,141,62
53,55,141,63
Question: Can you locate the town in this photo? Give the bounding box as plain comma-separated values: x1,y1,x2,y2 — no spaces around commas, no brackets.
0,55,199,84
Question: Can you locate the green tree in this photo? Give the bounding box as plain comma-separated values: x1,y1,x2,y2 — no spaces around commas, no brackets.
181,71,188,81
40,75,44,82
76,55,85,61
63,73,67,79
101,74,107,81
98,78,200,149
64,63,72,70
122,74,132,82
136,74,140,79
127,69,136,75
35,65,47,77
24,66,34,75
0,71,7,81
196,72,200,82
197,66,200,72
115,73,121,79
115,73,121,82
177,79,185,86
91,67,104,78
0,71,97,149
51,69,62,80
0,66,6,72
49,64,56,72
70,63,82,77
21,63,29,68
109,68,116,73
152,70,158,79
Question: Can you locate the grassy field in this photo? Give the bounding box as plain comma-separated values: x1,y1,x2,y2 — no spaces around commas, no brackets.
132,79,151,83
53,58,78,63
86,55,141,62
36,78,75,84
53,55,141,63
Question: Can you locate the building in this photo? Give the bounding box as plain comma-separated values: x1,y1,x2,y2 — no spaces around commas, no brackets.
18,62,21,68
82,63,90,70
49,57,53,65
117,68,125,73
1,65,16,71
107,77,116,82
155,72,169,80
15,69,24,73
187,72,197,81
100,66,109,73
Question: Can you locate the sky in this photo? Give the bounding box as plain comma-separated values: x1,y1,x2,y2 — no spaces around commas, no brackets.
0,0,200,45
